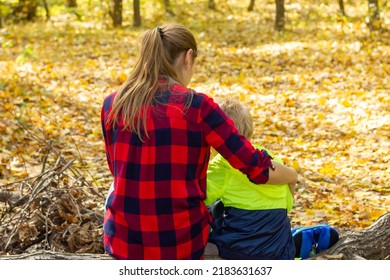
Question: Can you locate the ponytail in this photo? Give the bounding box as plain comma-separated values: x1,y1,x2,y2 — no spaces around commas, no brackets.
108,23,198,141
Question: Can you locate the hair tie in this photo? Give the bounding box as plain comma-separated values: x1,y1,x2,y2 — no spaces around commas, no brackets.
157,27,164,38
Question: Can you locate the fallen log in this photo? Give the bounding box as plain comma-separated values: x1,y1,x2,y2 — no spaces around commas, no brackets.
0,243,222,260
310,212,390,260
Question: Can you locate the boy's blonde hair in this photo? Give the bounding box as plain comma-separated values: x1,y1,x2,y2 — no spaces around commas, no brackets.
217,98,254,139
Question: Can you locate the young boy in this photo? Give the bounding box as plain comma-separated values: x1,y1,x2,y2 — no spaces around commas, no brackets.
205,98,296,260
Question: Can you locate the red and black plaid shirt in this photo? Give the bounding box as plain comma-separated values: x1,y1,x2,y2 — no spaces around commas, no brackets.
101,78,273,259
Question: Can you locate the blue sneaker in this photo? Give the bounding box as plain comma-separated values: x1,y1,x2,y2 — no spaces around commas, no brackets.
292,224,339,259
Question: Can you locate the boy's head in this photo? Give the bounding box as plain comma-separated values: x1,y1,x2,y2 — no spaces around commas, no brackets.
217,98,254,139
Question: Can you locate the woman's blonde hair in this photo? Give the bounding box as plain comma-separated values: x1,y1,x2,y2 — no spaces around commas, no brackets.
217,98,254,139
108,23,198,140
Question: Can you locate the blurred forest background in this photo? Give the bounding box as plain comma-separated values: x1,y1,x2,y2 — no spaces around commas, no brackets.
0,0,389,255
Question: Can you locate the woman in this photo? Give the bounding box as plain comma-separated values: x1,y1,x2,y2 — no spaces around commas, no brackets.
101,23,297,260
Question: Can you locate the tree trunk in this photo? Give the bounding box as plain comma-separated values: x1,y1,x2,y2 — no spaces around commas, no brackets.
339,0,346,16
248,0,255,11
112,0,122,27
41,0,50,20
368,0,380,30
26,0,38,20
67,0,77,8
133,0,141,27
208,0,215,10
164,0,174,15
275,0,285,31
0,4,3,27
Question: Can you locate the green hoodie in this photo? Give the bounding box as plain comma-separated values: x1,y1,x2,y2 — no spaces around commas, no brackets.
205,145,294,212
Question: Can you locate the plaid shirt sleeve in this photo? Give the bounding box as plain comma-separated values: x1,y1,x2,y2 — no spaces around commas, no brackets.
101,84,272,260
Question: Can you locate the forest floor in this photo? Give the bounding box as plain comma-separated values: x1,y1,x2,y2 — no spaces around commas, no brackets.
0,0,389,255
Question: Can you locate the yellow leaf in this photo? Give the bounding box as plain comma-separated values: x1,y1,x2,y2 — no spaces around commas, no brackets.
118,73,128,83
319,164,336,175
4,103,14,110
342,99,352,107
274,75,282,82
318,98,326,105
292,160,300,171
322,78,332,85
14,87,22,95
305,209,315,215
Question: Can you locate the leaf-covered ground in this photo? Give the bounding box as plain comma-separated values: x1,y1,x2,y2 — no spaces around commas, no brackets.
1,0,389,232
